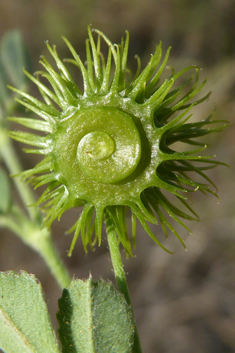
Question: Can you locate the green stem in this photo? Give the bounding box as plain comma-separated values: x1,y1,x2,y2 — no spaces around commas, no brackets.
37,233,71,289
0,129,71,288
105,211,142,353
0,130,39,222
0,215,22,235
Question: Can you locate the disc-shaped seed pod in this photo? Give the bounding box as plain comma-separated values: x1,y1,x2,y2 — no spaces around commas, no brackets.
58,106,141,186
9,27,226,255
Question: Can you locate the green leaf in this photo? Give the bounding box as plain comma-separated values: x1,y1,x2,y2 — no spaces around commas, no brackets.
0,30,31,90
0,271,60,353
57,277,135,353
0,167,11,214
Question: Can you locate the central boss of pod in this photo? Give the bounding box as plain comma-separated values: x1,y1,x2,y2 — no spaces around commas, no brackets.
54,106,143,190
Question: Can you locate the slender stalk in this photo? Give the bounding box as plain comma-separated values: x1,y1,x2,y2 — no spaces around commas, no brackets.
36,232,71,289
105,210,142,353
0,130,38,222
9,205,71,289
0,215,22,236
0,129,71,288
0,217,71,289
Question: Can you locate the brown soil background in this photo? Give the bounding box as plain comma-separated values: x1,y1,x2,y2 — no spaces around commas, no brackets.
0,1,235,352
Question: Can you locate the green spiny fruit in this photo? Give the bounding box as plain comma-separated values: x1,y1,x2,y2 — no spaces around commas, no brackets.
8,26,226,255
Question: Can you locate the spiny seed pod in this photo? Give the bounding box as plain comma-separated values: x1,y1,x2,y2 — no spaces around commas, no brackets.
9,27,226,255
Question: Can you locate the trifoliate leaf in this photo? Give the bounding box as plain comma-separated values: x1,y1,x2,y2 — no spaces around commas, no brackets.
57,277,135,353
0,271,60,353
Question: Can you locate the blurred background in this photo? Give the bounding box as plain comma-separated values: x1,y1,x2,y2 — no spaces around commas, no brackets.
0,0,234,352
